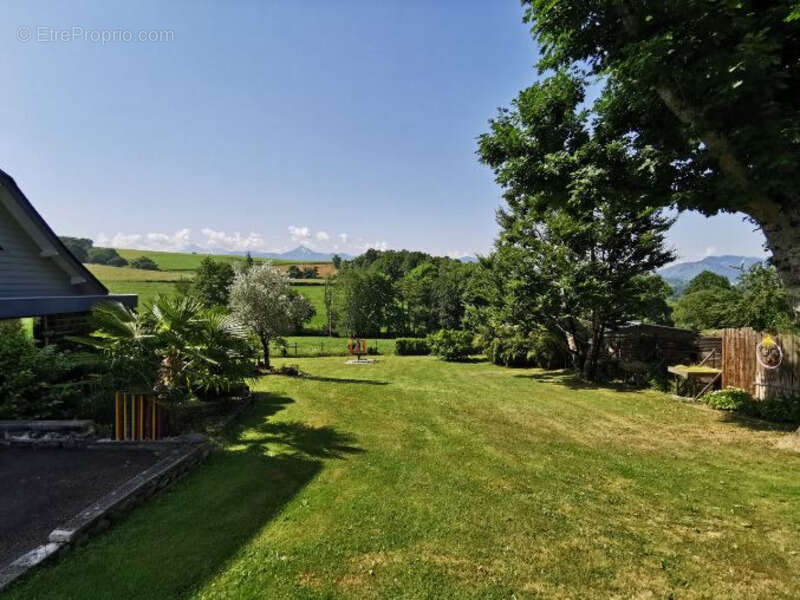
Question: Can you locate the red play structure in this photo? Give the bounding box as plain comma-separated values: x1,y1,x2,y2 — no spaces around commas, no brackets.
348,338,367,360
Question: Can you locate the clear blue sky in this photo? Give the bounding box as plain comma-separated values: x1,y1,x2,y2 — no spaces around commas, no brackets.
2,1,767,261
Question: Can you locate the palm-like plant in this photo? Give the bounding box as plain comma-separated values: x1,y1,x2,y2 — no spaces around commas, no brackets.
75,295,255,403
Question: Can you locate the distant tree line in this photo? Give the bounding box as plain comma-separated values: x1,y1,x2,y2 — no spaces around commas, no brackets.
325,249,479,338
673,266,796,332
59,236,158,270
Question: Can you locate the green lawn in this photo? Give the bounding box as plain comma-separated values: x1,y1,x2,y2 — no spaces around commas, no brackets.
9,358,800,598
276,336,396,357
290,285,327,331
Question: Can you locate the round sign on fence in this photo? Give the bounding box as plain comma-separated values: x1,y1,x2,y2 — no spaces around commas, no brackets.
756,335,783,370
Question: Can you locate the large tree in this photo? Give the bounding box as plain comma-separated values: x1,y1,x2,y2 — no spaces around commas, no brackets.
520,1,800,311
334,268,394,338
479,73,675,379
228,263,313,368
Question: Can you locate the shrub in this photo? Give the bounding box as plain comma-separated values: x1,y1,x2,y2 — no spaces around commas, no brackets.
480,328,566,369
395,338,430,356
427,329,474,361
0,328,85,419
86,246,128,267
77,297,256,404
701,387,800,424
702,387,752,411
129,256,159,270
273,364,301,377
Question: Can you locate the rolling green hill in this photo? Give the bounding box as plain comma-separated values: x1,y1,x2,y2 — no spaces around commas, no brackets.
87,262,331,330
114,248,332,272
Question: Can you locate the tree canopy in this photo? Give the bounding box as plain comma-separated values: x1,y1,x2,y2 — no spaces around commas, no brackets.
520,1,800,311
478,72,675,379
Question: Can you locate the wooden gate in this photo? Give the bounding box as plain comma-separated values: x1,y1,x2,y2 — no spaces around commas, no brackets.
721,328,800,399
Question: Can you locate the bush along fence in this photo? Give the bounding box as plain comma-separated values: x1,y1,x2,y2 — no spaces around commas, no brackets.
721,328,800,400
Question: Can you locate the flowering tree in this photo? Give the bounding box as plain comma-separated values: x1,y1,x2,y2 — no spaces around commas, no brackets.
229,263,313,368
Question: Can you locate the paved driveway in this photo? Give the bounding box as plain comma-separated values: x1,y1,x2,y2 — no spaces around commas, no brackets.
0,447,158,566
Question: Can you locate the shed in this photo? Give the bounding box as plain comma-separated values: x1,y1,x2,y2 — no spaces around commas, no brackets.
606,322,699,367
0,168,135,338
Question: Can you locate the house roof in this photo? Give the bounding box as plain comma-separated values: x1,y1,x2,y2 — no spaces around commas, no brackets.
0,167,137,318
0,167,108,295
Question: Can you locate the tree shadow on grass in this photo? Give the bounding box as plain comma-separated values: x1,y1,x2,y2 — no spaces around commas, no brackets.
717,411,797,433
513,370,640,394
7,392,362,600
300,375,389,386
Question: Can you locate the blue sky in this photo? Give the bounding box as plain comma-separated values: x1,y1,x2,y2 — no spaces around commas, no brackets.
2,1,767,262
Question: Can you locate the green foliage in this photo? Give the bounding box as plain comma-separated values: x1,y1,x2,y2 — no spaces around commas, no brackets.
128,256,159,271
333,267,395,337
229,263,315,367
520,1,800,306
394,338,430,356
702,387,753,411
76,296,255,402
702,386,800,423
427,329,474,361
674,264,796,331
480,327,567,369
59,236,93,262
192,257,235,308
0,327,85,419
684,271,731,295
737,263,796,331
87,246,128,267
478,71,675,380
673,288,741,331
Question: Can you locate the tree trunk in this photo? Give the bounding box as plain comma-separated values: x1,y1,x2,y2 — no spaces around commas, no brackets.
752,204,800,317
260,336,271,369
582,324,604,382
564,330,586,375
616,7,800,316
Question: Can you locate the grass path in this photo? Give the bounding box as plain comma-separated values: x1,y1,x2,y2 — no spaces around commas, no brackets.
8,358,800,598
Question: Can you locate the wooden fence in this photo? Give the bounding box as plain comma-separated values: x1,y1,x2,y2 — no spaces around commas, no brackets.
698,336,722,369
721,328,800,400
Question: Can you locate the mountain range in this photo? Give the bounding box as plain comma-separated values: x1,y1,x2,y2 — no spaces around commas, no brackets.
232,245,478,263
229,245,354,262
658,255,765,290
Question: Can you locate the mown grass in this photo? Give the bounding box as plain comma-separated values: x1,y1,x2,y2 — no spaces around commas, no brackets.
8,357,800,599
276,336,397,357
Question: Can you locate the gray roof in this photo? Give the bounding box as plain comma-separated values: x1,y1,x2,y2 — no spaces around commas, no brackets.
0,168,136,318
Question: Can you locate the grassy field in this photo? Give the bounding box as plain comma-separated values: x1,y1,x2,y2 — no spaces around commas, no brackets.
8,357,800,599
115,248,335,274
87,263,330,318
291,285,327,331
86,264,192,307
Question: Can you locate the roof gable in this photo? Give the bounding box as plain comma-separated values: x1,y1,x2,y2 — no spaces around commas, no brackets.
0,168,107,296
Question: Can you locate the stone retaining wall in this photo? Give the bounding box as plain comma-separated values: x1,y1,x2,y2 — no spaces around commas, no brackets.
0,440,211,591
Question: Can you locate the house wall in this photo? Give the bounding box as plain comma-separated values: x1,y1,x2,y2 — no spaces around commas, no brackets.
0,196,76,297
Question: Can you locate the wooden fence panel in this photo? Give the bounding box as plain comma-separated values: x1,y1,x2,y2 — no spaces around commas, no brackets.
722,328,800,400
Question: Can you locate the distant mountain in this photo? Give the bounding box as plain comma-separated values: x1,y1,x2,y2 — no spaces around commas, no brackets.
658,255,765,287
457,255,479,264
244,245,353,262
